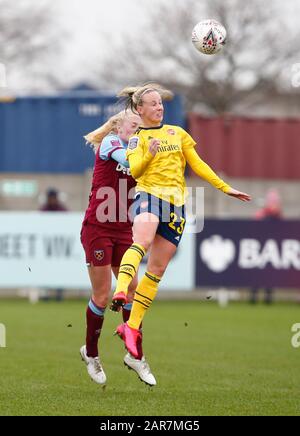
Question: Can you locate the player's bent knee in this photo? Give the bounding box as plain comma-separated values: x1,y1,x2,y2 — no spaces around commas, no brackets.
128,280,137,293
92,293,109,308
148,257,171,277
148,265,166,278
126,290,134,304
133,238,152,251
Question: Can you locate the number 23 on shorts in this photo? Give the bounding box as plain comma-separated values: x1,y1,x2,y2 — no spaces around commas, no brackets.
168,212,186,235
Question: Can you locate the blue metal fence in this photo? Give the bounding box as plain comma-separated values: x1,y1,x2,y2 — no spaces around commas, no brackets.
0,94,185,173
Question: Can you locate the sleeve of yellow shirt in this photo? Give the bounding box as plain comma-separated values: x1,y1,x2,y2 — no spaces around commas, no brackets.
127,149,154,179
126,135,154,180
178,127,197,150
184,147,231,194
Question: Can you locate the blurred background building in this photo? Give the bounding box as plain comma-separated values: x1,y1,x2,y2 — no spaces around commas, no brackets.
0,0,299,300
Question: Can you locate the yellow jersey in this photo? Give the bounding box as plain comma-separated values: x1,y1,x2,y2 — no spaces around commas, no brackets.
127,124,231,207
127,124,195,206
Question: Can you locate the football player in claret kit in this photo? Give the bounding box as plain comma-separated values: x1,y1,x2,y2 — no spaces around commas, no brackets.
80,110,156,387
111,84,251,366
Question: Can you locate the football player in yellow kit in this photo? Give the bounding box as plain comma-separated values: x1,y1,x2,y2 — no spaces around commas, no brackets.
111,84,251,361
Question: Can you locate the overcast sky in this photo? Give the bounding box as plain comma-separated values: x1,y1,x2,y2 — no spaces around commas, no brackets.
4,0,300,92
4,0,149,91
45,0,150,90
52,0,300,88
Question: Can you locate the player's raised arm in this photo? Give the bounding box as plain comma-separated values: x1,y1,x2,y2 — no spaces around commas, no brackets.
127,137,159,179
183,147,251,202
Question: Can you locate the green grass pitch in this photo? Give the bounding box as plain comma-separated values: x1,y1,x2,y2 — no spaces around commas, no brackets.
0,299,299,416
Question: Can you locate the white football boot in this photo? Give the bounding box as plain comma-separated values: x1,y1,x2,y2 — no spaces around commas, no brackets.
80,345,107,386
124,353,157,386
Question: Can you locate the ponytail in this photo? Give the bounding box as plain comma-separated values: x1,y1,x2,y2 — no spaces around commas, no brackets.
84,111,126,154
118,83,174,113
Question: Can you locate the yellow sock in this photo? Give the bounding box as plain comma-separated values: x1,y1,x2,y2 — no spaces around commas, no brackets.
115,244,146,296
127,272,161,330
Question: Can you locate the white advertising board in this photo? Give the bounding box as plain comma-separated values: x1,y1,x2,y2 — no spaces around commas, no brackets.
0,213,194,291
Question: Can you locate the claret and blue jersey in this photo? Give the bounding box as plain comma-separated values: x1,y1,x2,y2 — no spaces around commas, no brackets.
99,134,129,169
83,133,136,229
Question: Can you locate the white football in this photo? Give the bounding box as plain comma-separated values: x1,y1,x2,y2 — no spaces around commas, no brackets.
192,19,227,55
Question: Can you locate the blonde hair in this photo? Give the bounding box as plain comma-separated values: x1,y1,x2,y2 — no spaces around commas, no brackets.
118,83,174,113
84,110,131,153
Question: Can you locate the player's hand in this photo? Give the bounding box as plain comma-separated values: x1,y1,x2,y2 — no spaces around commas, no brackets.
149,139,160,156
226,188,251,202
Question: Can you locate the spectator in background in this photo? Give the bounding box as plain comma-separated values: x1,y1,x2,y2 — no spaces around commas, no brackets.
40,188,68,212
40,188,68,301
255,189,282,221
250,189,283,305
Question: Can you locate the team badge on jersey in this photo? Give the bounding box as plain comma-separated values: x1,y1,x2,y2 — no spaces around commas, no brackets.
128,137,139,150
111,139,122,148
168,129,176,135
94,250,104,261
